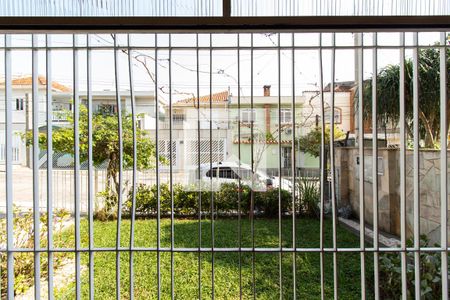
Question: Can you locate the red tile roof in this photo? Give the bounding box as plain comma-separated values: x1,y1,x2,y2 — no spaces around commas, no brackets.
175,90,229,106
324,81,356,92
8,75,72,93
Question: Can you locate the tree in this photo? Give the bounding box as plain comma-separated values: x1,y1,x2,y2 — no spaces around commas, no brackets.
363,47,450,148
297,125,345,158
24,105,157,198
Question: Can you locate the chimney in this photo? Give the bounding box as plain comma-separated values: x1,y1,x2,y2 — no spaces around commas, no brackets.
263,85,271,97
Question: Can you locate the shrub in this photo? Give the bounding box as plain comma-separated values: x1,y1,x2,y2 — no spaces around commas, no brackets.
125,183,172,215
298,179,320,218
173,184,198,215
379,235,449,299
126,183,156,214
236,184,252,214
255,188,292,218
215,183,239,214
95,189,118,221
0,207,70,297
121,182,291,218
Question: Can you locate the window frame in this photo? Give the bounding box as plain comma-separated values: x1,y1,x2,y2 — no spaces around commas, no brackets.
240,108,256,123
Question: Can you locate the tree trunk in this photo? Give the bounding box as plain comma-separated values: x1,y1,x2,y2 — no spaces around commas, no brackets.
107,152,119,195
419,110,435,148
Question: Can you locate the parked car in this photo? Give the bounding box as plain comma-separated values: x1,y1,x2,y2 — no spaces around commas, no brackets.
188,161,292,192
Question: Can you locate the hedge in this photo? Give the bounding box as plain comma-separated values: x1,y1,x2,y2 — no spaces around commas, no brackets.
119,182,309,218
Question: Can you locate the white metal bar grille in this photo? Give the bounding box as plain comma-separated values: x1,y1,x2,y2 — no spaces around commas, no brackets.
329,32,339,300
4,33,13,300
73,33,81,300
31,33,41,300
371,31,379,300
0,30,448,299
399,31,408,300
318,32,326,300
45,33,54,300
357,31,367,299
86,33,95,300
439,31,448,300
412,31,421,300
155,33,162,300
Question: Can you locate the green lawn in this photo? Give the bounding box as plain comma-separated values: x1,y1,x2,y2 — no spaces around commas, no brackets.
55,218,373,299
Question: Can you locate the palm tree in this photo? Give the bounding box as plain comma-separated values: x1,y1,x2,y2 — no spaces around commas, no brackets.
363,47,449,148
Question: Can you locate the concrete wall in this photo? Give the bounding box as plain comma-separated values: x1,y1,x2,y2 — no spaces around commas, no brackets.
335,147,450,245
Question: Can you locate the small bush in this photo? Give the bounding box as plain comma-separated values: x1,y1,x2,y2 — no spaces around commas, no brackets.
173,184,198,215
125,183,156,214
255,188,292,218
215,183,239,214
0,207,70,297
380,235,449,299
125,183,172,215
95,189,118,221
298,179,320,218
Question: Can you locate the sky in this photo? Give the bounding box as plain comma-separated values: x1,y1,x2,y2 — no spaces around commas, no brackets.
0,31,445,104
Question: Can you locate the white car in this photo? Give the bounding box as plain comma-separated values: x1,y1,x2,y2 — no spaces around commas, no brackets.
188,161,292,192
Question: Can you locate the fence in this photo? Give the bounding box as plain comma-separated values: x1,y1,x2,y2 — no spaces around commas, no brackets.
37,169,173,213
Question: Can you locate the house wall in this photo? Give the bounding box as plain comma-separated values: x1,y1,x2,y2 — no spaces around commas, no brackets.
335,147,450,245
301,91,352,134
151,105,229,174
228,98,301,171
0,90,54,165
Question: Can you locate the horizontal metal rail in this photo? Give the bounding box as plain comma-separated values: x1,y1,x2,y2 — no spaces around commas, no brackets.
3,247,450,253
0,16,449,31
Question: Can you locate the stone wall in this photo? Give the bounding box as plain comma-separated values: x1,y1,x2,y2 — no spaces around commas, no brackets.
335,147,450,245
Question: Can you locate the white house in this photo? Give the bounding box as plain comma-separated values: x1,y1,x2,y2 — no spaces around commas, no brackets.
151,90,230,175
0,75,164,167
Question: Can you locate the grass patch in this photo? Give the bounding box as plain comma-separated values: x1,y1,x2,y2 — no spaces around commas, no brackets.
56,218,373,299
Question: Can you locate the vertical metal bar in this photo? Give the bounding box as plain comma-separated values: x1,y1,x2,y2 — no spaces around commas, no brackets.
32,33,41,300
45,33,54,300
73,33,81,300
113,33,124,300
127,33,137,300
329,32,338,300
169,33,175,300
277,32,283,300
250,32,256,300
371,32,380,300
237,33,243,300
209,33,215,300
412,31,420,300
318,32,326,300
155,33,161,300
4,33,14,300
439,31,448,300
357,32,366,300
399,31,408,300
291,32,297,300
86,33,95,300
196,33,202,300
223,0,231,17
